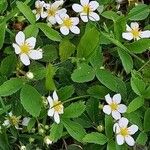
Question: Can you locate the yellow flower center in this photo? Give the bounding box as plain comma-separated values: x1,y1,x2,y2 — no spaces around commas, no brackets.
20,43,30,54
53,101,63,112
63,18,73,28
37,7,42,14
83,5,91,13
110,102,118,111
48,8,56,16
9,116,20,126
131,28,140,39
120,127,129,137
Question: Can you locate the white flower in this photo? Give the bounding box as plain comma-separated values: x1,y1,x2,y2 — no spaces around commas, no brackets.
22,117,31,126
44,0,67,25
103,94,127,120
20,146,26,150
26,72,34,79
113,117,138,146
47,91,64,124
32,1,47,20
44,136,53,145
72,0,100,22
122,22,150,41
13,31,43,66
56,14,80,35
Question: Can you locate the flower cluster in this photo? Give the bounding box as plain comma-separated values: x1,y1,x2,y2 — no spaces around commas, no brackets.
32,0,100,35
103,94,139,146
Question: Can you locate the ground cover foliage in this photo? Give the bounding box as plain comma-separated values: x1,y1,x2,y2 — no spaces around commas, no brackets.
0,0,150,149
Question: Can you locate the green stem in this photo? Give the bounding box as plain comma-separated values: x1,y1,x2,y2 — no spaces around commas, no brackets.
0,97,8,114
138,59,150,72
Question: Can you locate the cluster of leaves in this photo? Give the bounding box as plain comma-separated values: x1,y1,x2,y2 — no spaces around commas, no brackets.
0,0,150,149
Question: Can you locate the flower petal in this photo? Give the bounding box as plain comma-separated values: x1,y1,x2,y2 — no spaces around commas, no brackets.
80,0,89,6
22,117,30,126
15,31,25,45
103,105,111,115
3,120,10,126
47,16,56,25
13,43,21,54
70,26,80,34
41,11,47,18
116,134,124,145
105,94,112,104
113,123,120,133
118,117,129,128
112,93,121,104
118,104,127,113
126,24,132,31
52,0,63,8
131,22,139,29
112,110,121,120
89,12,100,21
59,106,64,114
26,37,36,49
47,96,53,107
140,30,150,38
36,14,41,20
28,49,43,60
54,112,60,124
128,125,138,135
20,53,30,66
57,8,67,15
48,108,55,117
55,15,63,24
71,17,79,25
60,26,69,35
53,91,59,101
72,4,83,12
122,32,133,41
125,135,135,146
80,13,88,22
89,1,99,11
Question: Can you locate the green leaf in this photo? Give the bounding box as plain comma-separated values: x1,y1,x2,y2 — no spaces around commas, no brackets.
0,0,8,13
77,27,100,59
0,78,24,96
128,4,149,21
36,23,62,41
105,115,113,138
0,55,17,77
71,63,95,83
126,39,150,54
143,86,150,99
62,119,86,142
27,118,36,131
83,132,108,145
0,22,6,49
131,73,146,96
136,132,148,146
127,97,144,113
59,39,75,62
96,69,126,98
144,108,150,132
117,48,133,73
16,1,36,24
63,102,86,118
50,122,63,142
107,140,116,150
101,11,119,21
42,45,58,62
45,64,56,91
58,85,75,101
20,84,42,117
24,24,39,38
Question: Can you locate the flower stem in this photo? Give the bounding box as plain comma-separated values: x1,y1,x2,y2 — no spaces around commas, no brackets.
138,59,150,72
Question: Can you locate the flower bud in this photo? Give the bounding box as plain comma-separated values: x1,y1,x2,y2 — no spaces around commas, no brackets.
44,136,52,145
44,125,49,130
29,137,34,143
97,125,104,132
26,72,34,79
38,128,45,135
20,146,26,150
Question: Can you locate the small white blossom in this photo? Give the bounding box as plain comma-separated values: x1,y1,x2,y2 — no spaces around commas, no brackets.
32,1,47,20
20,146,26,150
22,117,31,126
103,94,127,120
113,117,138,146
122,22,150,41
72,0,100,22
26,72,34,79
44,0,67,25
56,14,80,35
47,91,64,124
13,31,43,66
44,136,53,145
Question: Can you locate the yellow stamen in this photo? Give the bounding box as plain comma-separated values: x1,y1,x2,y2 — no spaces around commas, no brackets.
9,116,20,126
83,5,91,13
120,127,129,137
48,8,56,16
37,7,42,14
63,18,73,28
53,101,63,112
131,28,140,39
110,102,118,111
20,43,30,54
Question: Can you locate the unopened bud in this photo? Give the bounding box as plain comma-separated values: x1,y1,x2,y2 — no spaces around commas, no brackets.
44,136,52,145
45,125,49,130
97,125,104,132
20,146,26,150
29,137,34,143
26,72,34,79
38,128,45,135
